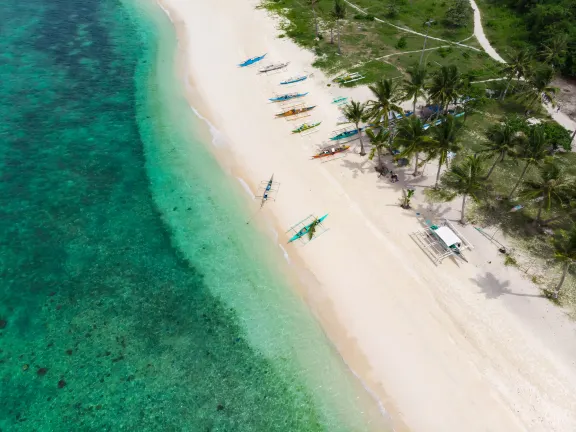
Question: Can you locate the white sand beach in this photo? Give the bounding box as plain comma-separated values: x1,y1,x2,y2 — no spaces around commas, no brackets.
156,0,576,430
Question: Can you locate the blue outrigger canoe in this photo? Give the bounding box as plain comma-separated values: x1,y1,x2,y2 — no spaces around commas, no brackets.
269,92,308,102
280,75,308,85
288,214,328,243
330,128,360,141
239,53,267,67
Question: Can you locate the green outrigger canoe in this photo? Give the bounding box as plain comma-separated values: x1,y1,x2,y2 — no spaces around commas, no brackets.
292,121,321,134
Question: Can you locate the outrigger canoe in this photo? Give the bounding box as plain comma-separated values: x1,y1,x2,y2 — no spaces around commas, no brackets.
259,62,290,74
292,122,321,134
330,128,360,141
288,214,328,243
312,145,350,159
280,75,308,85
269,92,308,102
239,53,267,67
260,174,274,208
276,105,316,118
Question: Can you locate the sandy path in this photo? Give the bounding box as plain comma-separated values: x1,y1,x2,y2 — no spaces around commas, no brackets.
469,0,505,63
157,0,576,430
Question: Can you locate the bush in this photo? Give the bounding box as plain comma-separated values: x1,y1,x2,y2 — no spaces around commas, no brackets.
438,47,449,58
461,50,470,59
539,121,572,152
386,1,400,18
396,36,407,49
445,0,472,28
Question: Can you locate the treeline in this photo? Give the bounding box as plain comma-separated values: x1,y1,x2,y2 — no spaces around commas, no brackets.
488,0,576,77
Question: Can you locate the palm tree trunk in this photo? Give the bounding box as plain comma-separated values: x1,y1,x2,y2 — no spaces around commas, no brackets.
435,158,442,188
377,147,383,169
413,152,419,176
485,157,499,180
412,95,417,115
500,77,513,100
330,28,334,44
460,194,467,224
358,125,365,156
535,194,546,224
508,161,530,199
312,7,319,39
554,262,570,299
337,20,341,54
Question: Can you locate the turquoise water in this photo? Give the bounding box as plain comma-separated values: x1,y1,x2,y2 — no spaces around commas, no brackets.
0,0,388,430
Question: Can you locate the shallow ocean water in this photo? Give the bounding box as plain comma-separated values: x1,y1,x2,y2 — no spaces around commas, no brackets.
0,0,388,430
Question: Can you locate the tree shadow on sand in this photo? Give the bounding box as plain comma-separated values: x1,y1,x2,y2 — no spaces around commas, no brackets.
471,272,544,299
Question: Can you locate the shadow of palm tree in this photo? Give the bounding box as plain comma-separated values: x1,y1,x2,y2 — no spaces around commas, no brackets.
471,272,543,299
339,157,372,179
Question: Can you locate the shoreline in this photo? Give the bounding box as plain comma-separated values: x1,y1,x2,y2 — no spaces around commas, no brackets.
149,0,398,429
150,0,576,430
153,0,403,429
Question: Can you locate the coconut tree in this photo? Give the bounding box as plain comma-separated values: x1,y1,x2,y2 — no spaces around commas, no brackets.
508,125,550,199
519,161,574,225
309,0,320,39
441,154,487,224
367,79,404,128
427,65,464,115
331,0,347,54
540,34,568,71
394,116,434,176
500,48,532,100
520,65,559,108
402,65,428,114
341,100,368,155
366,126,392,171
308,217,321,240
551,226,576,299
428,114,464,187
480,117,525,180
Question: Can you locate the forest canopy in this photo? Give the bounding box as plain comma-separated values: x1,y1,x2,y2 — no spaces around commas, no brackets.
489,0,576,77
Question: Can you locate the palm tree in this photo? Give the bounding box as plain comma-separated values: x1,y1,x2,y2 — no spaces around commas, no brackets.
519,161,573,225
441,154,487,224
540,34,568,70
331,0,347,54
308,217,321,240
551,226,576,299
500,49,532,100
427,65,464,115
341,100,368,156
367,79,403,128
394,116,434,176
480,117,525,180
366,126,391,171
308,0,320,39
402,65,428,114
428,114,464,187
508,125,550,199
520,65,559,108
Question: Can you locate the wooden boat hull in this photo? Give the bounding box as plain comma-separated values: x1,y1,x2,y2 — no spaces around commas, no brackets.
330,128,359,141
259,62,289,73
239,53,267,67
312,145,350,159
292,122,321,134
269,92,308,102
280,76,307,85
276,106,316,118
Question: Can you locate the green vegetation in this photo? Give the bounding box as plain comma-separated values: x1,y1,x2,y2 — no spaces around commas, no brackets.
260,0,500,84
476,0,576,77
260,0,576,308
341,100,369,155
